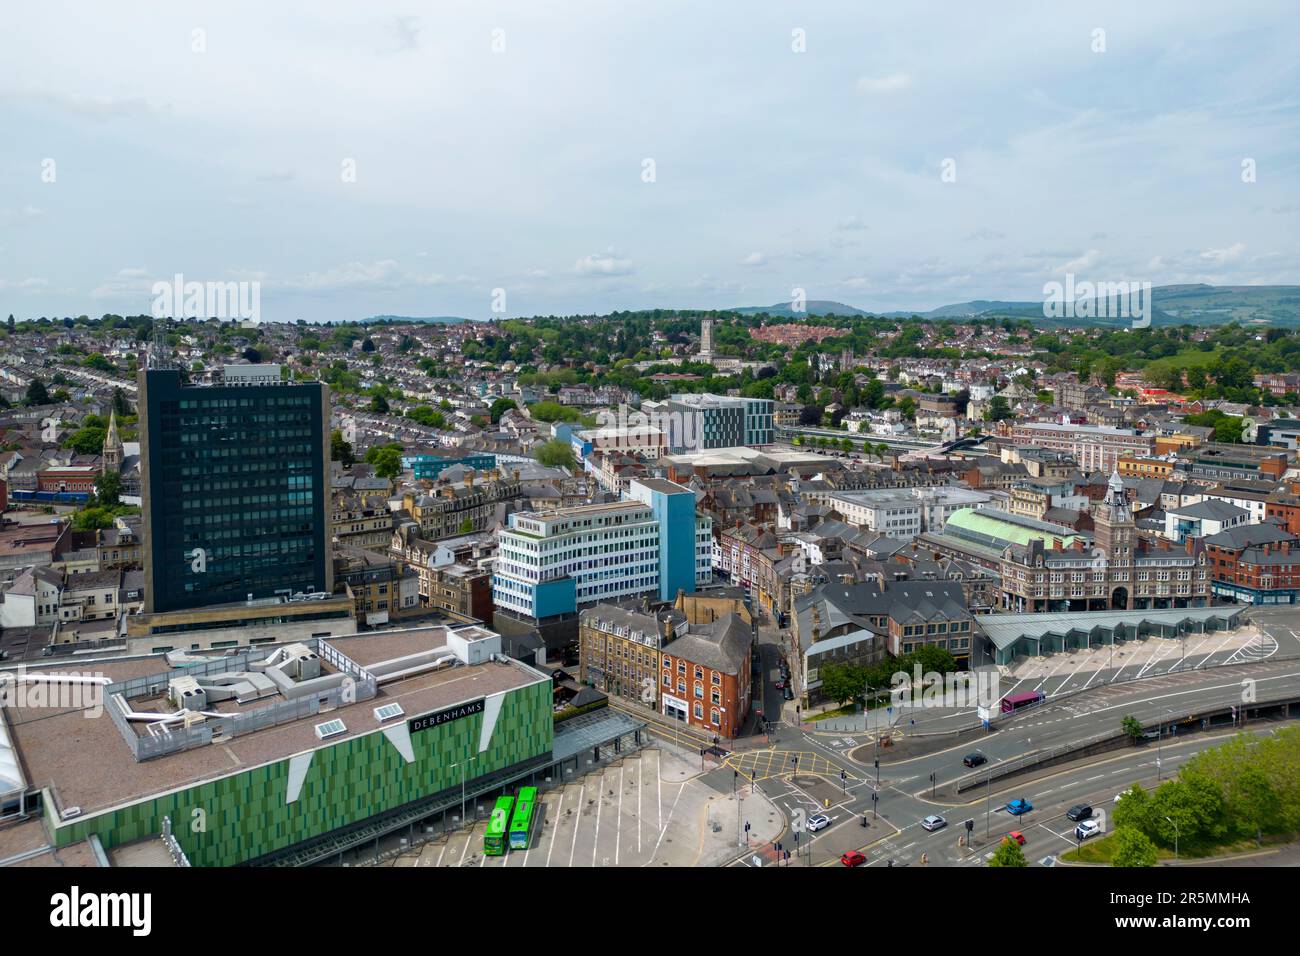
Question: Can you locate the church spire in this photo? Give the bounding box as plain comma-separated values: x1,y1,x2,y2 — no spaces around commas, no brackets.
102,409,124,475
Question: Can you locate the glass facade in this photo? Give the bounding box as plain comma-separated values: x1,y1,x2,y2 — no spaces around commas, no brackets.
141,369,330,613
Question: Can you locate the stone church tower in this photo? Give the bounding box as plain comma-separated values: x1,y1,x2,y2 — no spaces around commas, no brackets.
102,409,124,475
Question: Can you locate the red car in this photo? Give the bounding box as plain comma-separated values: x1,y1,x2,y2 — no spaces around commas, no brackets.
1006,830,1026,846
840,850,866,867
774,680,787,690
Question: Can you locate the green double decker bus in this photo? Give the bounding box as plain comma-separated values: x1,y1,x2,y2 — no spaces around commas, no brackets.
508,787,538,850
484,796,515,856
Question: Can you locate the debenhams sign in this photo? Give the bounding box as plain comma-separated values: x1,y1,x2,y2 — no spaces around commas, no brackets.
408,698,486,734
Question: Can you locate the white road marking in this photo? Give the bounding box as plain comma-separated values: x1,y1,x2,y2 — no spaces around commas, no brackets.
615,764,623,866
568,783,583,867
546,789,563,868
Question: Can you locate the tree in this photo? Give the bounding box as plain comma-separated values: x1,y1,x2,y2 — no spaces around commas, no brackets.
529,400,581,424
1150,774,1226,850
25,379,50,406
817,662,865,708
984,396,1012,422
458,517,475,535
369,394,390,414
330,429,356,467
67,425,107,455
361,337,376,352
370,446,403,480
1121,714,1143,743
988,838,1028,867
536,439,575,470
1225,765,1280,847
489,397,518,423
71,506,118,532
1111,826,1158,867
1113,783,1153,834
95,471,122,507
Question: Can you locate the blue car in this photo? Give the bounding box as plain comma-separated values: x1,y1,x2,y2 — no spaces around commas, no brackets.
1006,798,1033,816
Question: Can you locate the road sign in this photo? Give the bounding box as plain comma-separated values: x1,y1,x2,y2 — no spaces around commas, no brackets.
977,706,992,722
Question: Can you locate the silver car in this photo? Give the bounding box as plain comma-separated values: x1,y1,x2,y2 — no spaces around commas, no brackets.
921,814,947,832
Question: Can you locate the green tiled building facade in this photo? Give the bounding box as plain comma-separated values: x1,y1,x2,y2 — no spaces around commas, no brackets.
54,682,552,866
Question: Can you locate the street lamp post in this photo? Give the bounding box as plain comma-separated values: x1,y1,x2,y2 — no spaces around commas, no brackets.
985,770,992,838
450,754,476,825
1165,815,1179,861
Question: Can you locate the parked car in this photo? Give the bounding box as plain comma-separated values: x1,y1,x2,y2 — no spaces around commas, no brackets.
1005,798,1033,816
1066,804,1093,822
774,680,787,690
1075,819,1102,841
807,814,830,832
962,753,987,768
783,687,794,701
1006,830,1026,846
921,814,947,832
840,850,866,867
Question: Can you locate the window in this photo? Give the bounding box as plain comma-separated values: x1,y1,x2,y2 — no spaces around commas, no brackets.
694,702,703,719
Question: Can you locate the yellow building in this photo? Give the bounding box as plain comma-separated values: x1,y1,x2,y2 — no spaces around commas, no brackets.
1117,455,1174,479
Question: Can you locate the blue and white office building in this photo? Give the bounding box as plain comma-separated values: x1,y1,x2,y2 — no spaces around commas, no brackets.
492,478,712,624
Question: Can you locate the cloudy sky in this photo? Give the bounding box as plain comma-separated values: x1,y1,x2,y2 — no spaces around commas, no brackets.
2,1,1297,322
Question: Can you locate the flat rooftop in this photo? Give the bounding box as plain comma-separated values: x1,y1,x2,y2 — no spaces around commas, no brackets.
4,633,546,818
511,500,650,521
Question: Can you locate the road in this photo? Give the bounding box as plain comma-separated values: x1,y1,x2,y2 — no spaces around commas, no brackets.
725,612,1300,867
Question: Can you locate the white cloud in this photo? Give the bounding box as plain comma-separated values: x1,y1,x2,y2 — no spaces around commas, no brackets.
1200,242,1246,266
739,252,767,267
1056,249,1104,274
574,252,634,277
856,73,911,95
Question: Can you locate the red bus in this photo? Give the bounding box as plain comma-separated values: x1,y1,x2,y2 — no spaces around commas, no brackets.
1000,690,1045,714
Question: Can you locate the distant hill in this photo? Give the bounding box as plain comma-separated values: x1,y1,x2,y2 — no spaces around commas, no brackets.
362,314,477,325
731,300,872,318
730,285,1300,327
919,285,1300,327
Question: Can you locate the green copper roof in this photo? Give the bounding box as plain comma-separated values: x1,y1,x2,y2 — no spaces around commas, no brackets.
943,507,1084,550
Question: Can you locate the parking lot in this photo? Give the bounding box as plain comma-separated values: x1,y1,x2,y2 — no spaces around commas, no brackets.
1001,620,1286,700
381,744,782,868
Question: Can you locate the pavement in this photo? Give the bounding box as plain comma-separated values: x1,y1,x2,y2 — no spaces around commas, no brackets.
367,740,784,868
348,608,1300,869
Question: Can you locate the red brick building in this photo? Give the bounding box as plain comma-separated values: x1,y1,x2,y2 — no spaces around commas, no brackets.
1205,521,1300,604
659,614,753,739
37,466,98,493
